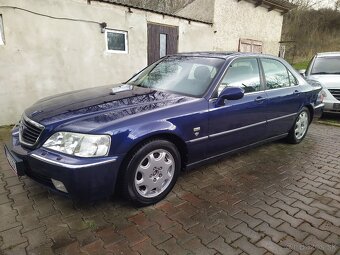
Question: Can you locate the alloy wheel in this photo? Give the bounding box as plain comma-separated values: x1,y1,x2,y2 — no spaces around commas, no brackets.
295,111,309,140
134,149,175,198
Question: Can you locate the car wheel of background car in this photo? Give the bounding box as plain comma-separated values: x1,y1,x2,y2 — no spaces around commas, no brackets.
121,139,181,206
287,107,310,144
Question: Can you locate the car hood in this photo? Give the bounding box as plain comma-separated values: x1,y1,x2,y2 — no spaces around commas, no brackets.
25,84,194,127
308,75,340,89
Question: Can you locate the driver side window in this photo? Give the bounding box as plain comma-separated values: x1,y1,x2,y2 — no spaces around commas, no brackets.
218,58,261,96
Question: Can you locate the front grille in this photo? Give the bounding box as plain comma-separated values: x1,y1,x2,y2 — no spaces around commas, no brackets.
19,115,44,147
329,89,340,100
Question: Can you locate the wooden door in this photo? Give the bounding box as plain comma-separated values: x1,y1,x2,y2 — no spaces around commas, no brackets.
147,23,179,65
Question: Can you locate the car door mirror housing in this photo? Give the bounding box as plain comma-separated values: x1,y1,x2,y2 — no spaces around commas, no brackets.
298,69,306,77
216,87,245,106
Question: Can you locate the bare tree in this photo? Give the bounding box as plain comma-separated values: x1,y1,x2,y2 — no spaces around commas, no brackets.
335,0,340,10
282,6,340,63
288,0,337,9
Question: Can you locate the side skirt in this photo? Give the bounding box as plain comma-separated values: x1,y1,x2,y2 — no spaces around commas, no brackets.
186,133,288,170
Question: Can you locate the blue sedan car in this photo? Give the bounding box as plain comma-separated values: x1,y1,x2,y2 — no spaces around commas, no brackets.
4,52,324,206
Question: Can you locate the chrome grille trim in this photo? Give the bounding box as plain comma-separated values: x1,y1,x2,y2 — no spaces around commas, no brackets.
19,115,45,147
329,89,340,100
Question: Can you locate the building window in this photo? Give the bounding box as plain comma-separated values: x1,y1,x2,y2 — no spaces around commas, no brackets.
105,29,128,53
159,33,167,58
239,39,263,53
0,15,5,45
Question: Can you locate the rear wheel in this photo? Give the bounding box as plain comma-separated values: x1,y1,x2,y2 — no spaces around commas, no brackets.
287,107,310,144
122,140,181,206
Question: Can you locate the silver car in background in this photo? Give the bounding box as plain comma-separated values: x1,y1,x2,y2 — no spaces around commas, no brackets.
300,52,340,113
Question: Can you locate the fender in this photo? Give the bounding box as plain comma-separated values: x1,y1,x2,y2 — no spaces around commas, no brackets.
108,120,186,155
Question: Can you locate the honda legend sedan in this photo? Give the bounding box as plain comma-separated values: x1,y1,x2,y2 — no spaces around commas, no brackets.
4,52,324,206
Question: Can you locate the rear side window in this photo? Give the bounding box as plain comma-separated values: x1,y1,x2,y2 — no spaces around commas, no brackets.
218,58,261,95
261,58,290,89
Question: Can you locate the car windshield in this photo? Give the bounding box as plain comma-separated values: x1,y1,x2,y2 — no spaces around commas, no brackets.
126,56,225,97
311,56,340,75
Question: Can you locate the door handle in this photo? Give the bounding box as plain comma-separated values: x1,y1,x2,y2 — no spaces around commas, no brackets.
293,90,301,96
254,96,266,103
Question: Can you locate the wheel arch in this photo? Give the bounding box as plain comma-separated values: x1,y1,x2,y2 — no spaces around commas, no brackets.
115,132,188,193
305,104,314,123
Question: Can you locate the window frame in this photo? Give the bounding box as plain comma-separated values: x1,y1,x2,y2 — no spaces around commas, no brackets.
0,14,5,46
105,29,128,54
259,58,299,91
212,57,265,98
287,69,299,86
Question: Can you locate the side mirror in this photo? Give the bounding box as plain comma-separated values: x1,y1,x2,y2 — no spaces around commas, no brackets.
216,87,244,106
299,69,306,77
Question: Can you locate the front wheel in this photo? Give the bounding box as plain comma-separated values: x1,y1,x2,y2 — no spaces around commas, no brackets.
287,107,310,144
122,140,181,206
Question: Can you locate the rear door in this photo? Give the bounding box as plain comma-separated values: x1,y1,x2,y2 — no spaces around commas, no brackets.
260,58,304,137
208,57,268,156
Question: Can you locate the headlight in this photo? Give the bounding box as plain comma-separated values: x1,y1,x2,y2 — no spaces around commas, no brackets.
43,132,111,157
318,89,327,102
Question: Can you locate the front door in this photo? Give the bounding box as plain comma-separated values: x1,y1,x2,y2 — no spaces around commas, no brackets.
208,57,268,156
147,23,178,65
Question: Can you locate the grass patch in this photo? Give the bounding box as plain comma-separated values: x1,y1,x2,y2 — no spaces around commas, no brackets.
318,113,340,127
318,118,340,126
292,61,309,70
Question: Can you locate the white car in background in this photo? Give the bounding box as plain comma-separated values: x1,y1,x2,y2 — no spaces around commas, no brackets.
300,52,340,113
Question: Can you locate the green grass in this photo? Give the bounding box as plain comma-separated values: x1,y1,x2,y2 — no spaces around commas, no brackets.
318,118,340,126
292,61,309,70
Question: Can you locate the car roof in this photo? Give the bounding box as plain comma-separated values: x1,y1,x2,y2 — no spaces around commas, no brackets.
316,52,340,57
169,51,276,59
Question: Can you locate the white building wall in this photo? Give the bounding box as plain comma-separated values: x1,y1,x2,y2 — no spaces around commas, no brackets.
0,0,214,125
213,0,283,54
0,0,284,125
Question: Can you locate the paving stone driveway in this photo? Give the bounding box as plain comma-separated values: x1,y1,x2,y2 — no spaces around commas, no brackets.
0,123,339,255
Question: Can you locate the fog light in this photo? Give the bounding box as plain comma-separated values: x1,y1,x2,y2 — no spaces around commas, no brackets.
51,179,68,193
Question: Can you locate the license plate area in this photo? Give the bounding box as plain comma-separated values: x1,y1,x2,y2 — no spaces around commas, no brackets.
4,146,25,176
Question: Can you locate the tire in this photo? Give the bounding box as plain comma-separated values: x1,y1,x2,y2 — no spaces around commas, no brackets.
287,107,310,144
121,139,181,206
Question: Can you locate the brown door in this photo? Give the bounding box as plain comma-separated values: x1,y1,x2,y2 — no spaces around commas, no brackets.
147,23,179,65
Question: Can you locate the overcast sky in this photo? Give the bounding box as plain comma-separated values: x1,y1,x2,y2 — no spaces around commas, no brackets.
317,0,336,8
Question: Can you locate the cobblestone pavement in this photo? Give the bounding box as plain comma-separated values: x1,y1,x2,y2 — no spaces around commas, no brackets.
0,124,339,255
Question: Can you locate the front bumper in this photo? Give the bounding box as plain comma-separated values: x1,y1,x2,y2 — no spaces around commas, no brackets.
322,89,340,112
4,133,124,202
323,100,340,112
